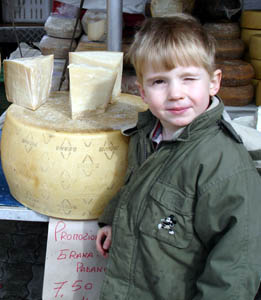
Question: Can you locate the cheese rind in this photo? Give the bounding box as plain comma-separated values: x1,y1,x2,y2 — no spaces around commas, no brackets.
241,28,261,49
3,55,54,110
250,58,261,79
249,34,261,60
241,10,261,30
68,63,117,119
255,80,261,106
1,92,147,220
69,51,123,99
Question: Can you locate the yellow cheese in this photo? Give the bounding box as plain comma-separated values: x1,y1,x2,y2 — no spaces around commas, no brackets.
249,34,261,59
3,55,54,110
241,10,261,30
69,51,123,99
68,63,117,119
241,28,261,48
1,91,147,220
250,58,261,79
150,0,183,17
255,80,261,105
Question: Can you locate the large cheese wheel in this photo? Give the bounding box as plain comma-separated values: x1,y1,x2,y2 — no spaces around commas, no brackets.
250,58,261,79
217,84,254,106
215,59,255,87
241,10,261,30
241,28,261,48
1,92,148,220
215,39,245,59
203,22,240,40
249,34,261,60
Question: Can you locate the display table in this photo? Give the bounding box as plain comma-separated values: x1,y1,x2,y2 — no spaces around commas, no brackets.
0,153,49,222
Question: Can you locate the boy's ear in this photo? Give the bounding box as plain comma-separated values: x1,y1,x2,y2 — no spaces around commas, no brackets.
136,81,146,101
209,69,222,96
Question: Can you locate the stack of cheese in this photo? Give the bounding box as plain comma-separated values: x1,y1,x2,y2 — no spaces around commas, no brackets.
39,14,82,59
241,10,261,106
1,51,147,219
204,21,255,106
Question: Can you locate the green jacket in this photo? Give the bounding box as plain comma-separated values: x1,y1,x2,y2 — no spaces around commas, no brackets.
99,99,261,300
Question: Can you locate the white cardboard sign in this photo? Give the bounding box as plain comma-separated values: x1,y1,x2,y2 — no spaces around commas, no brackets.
42,218,107,300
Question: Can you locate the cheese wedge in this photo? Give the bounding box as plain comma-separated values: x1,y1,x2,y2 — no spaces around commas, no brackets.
68,63,117,119
69,51,123,99
3,55,54,110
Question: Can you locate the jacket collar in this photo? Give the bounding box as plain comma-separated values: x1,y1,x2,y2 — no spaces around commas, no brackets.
125,96,224,140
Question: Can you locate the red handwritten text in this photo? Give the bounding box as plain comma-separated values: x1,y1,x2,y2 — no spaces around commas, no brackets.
57,249,94,260
54,220,96,242
76,262,106,273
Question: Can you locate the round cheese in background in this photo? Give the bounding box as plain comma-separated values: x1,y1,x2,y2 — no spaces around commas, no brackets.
203,22,240,40
249,34,261,60
241,28,261,48
39,35,77,59
44,15,82,39
241,10,261,30
217,84,254,106
1,92,148,220
250,58,261,79
215,38,245,60
215,59,255,87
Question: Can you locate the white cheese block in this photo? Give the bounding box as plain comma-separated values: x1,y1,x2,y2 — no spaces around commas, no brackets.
69,51,123,99
44,15,82,39
69,63,117,119
1,91,148,220
3,55,54,110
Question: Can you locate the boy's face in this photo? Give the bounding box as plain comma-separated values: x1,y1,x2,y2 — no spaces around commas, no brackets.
138,65,221,137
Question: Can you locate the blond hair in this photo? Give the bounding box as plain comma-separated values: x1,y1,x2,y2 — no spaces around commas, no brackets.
127,14,217,84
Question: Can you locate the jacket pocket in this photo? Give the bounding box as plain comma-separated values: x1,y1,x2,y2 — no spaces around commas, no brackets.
139,181,194,249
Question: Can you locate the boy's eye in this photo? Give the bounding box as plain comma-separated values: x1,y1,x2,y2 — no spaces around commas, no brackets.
153,79,165,85
184,77,195,81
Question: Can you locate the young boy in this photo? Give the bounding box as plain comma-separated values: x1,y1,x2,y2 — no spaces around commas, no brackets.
96,14,261,299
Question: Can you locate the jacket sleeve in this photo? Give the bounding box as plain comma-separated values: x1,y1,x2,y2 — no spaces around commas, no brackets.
193,168,261,300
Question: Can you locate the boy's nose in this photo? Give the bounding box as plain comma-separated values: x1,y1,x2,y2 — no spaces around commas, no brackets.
168,81,183,100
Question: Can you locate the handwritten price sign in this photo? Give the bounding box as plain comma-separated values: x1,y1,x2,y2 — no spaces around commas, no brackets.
42,218,107,300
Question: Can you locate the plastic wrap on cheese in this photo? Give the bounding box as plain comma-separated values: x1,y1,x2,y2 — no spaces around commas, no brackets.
3,55,54,110
44,14,82,39
39,35,77,59
69,51,123,99
69,63,117,119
